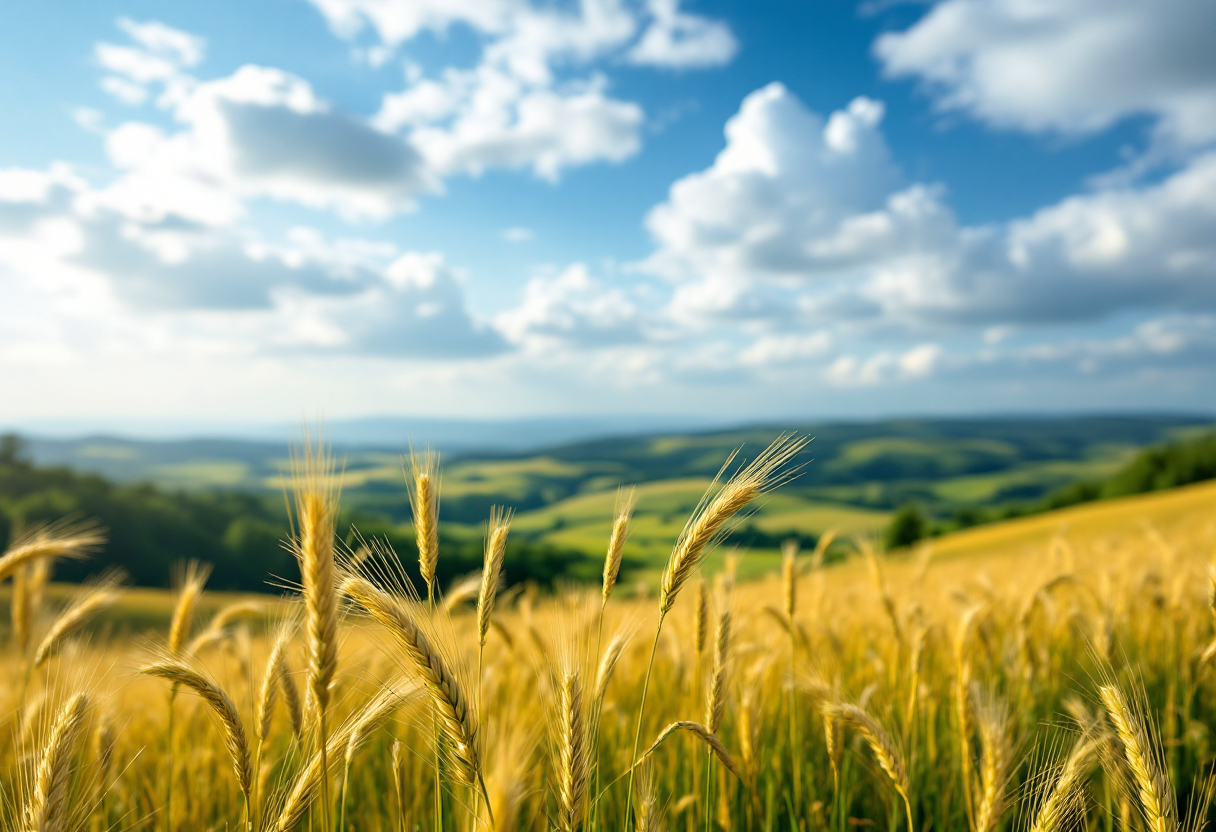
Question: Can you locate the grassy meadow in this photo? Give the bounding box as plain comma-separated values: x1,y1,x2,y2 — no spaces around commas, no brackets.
4,435,1216,832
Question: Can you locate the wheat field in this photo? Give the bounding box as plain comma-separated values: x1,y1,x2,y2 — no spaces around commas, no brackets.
3,435,1216,832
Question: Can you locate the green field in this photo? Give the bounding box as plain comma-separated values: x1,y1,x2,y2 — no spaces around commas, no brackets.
8,415,1213,590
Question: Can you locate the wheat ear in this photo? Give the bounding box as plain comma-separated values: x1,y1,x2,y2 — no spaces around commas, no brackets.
25,691,89,832
594,630,630,702
693,576,709,658
167,560,211,655
830,703,913,829
824,708,843,791
973,691,1012,832
642,721,741,780
634,762,662,832
781,539,798,621
555,670,589,832
659,435,806,615
140,659,253,813
408,449,441,599
1030,735,1099,832
33,571,123,668
705,606,732,733
291,444,339,719
273,683,406,832
12,563,32,654
443,573,483,614
0,521,103,584
278,653,304,741
343,577,489,803
258,628,293,743
1100,684,1176,832
477,508,511,646
602,486,636,604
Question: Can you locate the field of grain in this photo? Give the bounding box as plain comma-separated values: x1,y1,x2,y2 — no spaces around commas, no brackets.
3,435,1216,832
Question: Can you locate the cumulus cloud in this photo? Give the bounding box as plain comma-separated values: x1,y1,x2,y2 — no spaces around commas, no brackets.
0,165,502,359
874,0,1216,149
496,263,646,348
641,85,915,283
826,343,943,386
333,0,735,183
92,62,434,223
286,252,508,357
308,0,513,46
627,0,738,69
404,71,643,181
642,83,1216,338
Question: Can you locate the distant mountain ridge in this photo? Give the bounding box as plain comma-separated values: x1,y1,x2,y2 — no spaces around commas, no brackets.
12,413,1213,496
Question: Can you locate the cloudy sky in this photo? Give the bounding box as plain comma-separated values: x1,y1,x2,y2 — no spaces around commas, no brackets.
2,0,1215,429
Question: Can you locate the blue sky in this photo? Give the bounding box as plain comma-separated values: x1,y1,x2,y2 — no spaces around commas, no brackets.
1,0,1215,429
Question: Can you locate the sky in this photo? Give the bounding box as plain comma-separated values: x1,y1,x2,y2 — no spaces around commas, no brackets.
2,0,1215,431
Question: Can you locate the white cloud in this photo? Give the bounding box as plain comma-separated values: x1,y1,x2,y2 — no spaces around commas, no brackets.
496,263,645,348
344,0,734,183
874,0,1216,149
116,18,205,67
738,331,832,367
628,0,738,69
0,168,504,358
285,252,508,357
826,343,942,386
641,85,912,283
406,70,643,180
642,83,1216,339
100,76,149,105
308,0,514,45
91,63,433,224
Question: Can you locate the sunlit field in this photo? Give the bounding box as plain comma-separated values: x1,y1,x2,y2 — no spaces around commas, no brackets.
3,436,1216,832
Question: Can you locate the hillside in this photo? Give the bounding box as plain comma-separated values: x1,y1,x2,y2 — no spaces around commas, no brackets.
5,415,1213,589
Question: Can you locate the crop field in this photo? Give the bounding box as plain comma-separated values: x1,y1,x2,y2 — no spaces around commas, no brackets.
3,436,1216,832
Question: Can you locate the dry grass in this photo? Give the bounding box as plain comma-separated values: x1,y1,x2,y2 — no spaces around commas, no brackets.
3,441,1216,832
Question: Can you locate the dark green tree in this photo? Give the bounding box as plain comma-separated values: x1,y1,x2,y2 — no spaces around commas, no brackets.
885,504,926,550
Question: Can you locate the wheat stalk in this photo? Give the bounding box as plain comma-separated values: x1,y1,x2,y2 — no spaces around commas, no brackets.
343,577,490,808
659,435,806,615
555,670,589,832
290,436,340,831
595,630,630,702
257,627,293,744
829,702,913,830
602,486,636,604
12,563,32,654
140,659,254,818
33,571,123,668
781,539,797,621
694,576,709,659
408,449,441,600
705,606,732,734
272,683,406,832
973,690,1012,832
278,652,304,741
168,560,211,655
641,721,741,780
0,521,103,584
24,691,89,832
824,708,843,791
443,573,483,614
624,435,805,826
1100,684,1176,832
189,600,266,653
1029,735,1098,832
477,508,511,647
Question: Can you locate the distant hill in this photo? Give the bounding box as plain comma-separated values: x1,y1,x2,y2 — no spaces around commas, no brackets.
8,414,1211,564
